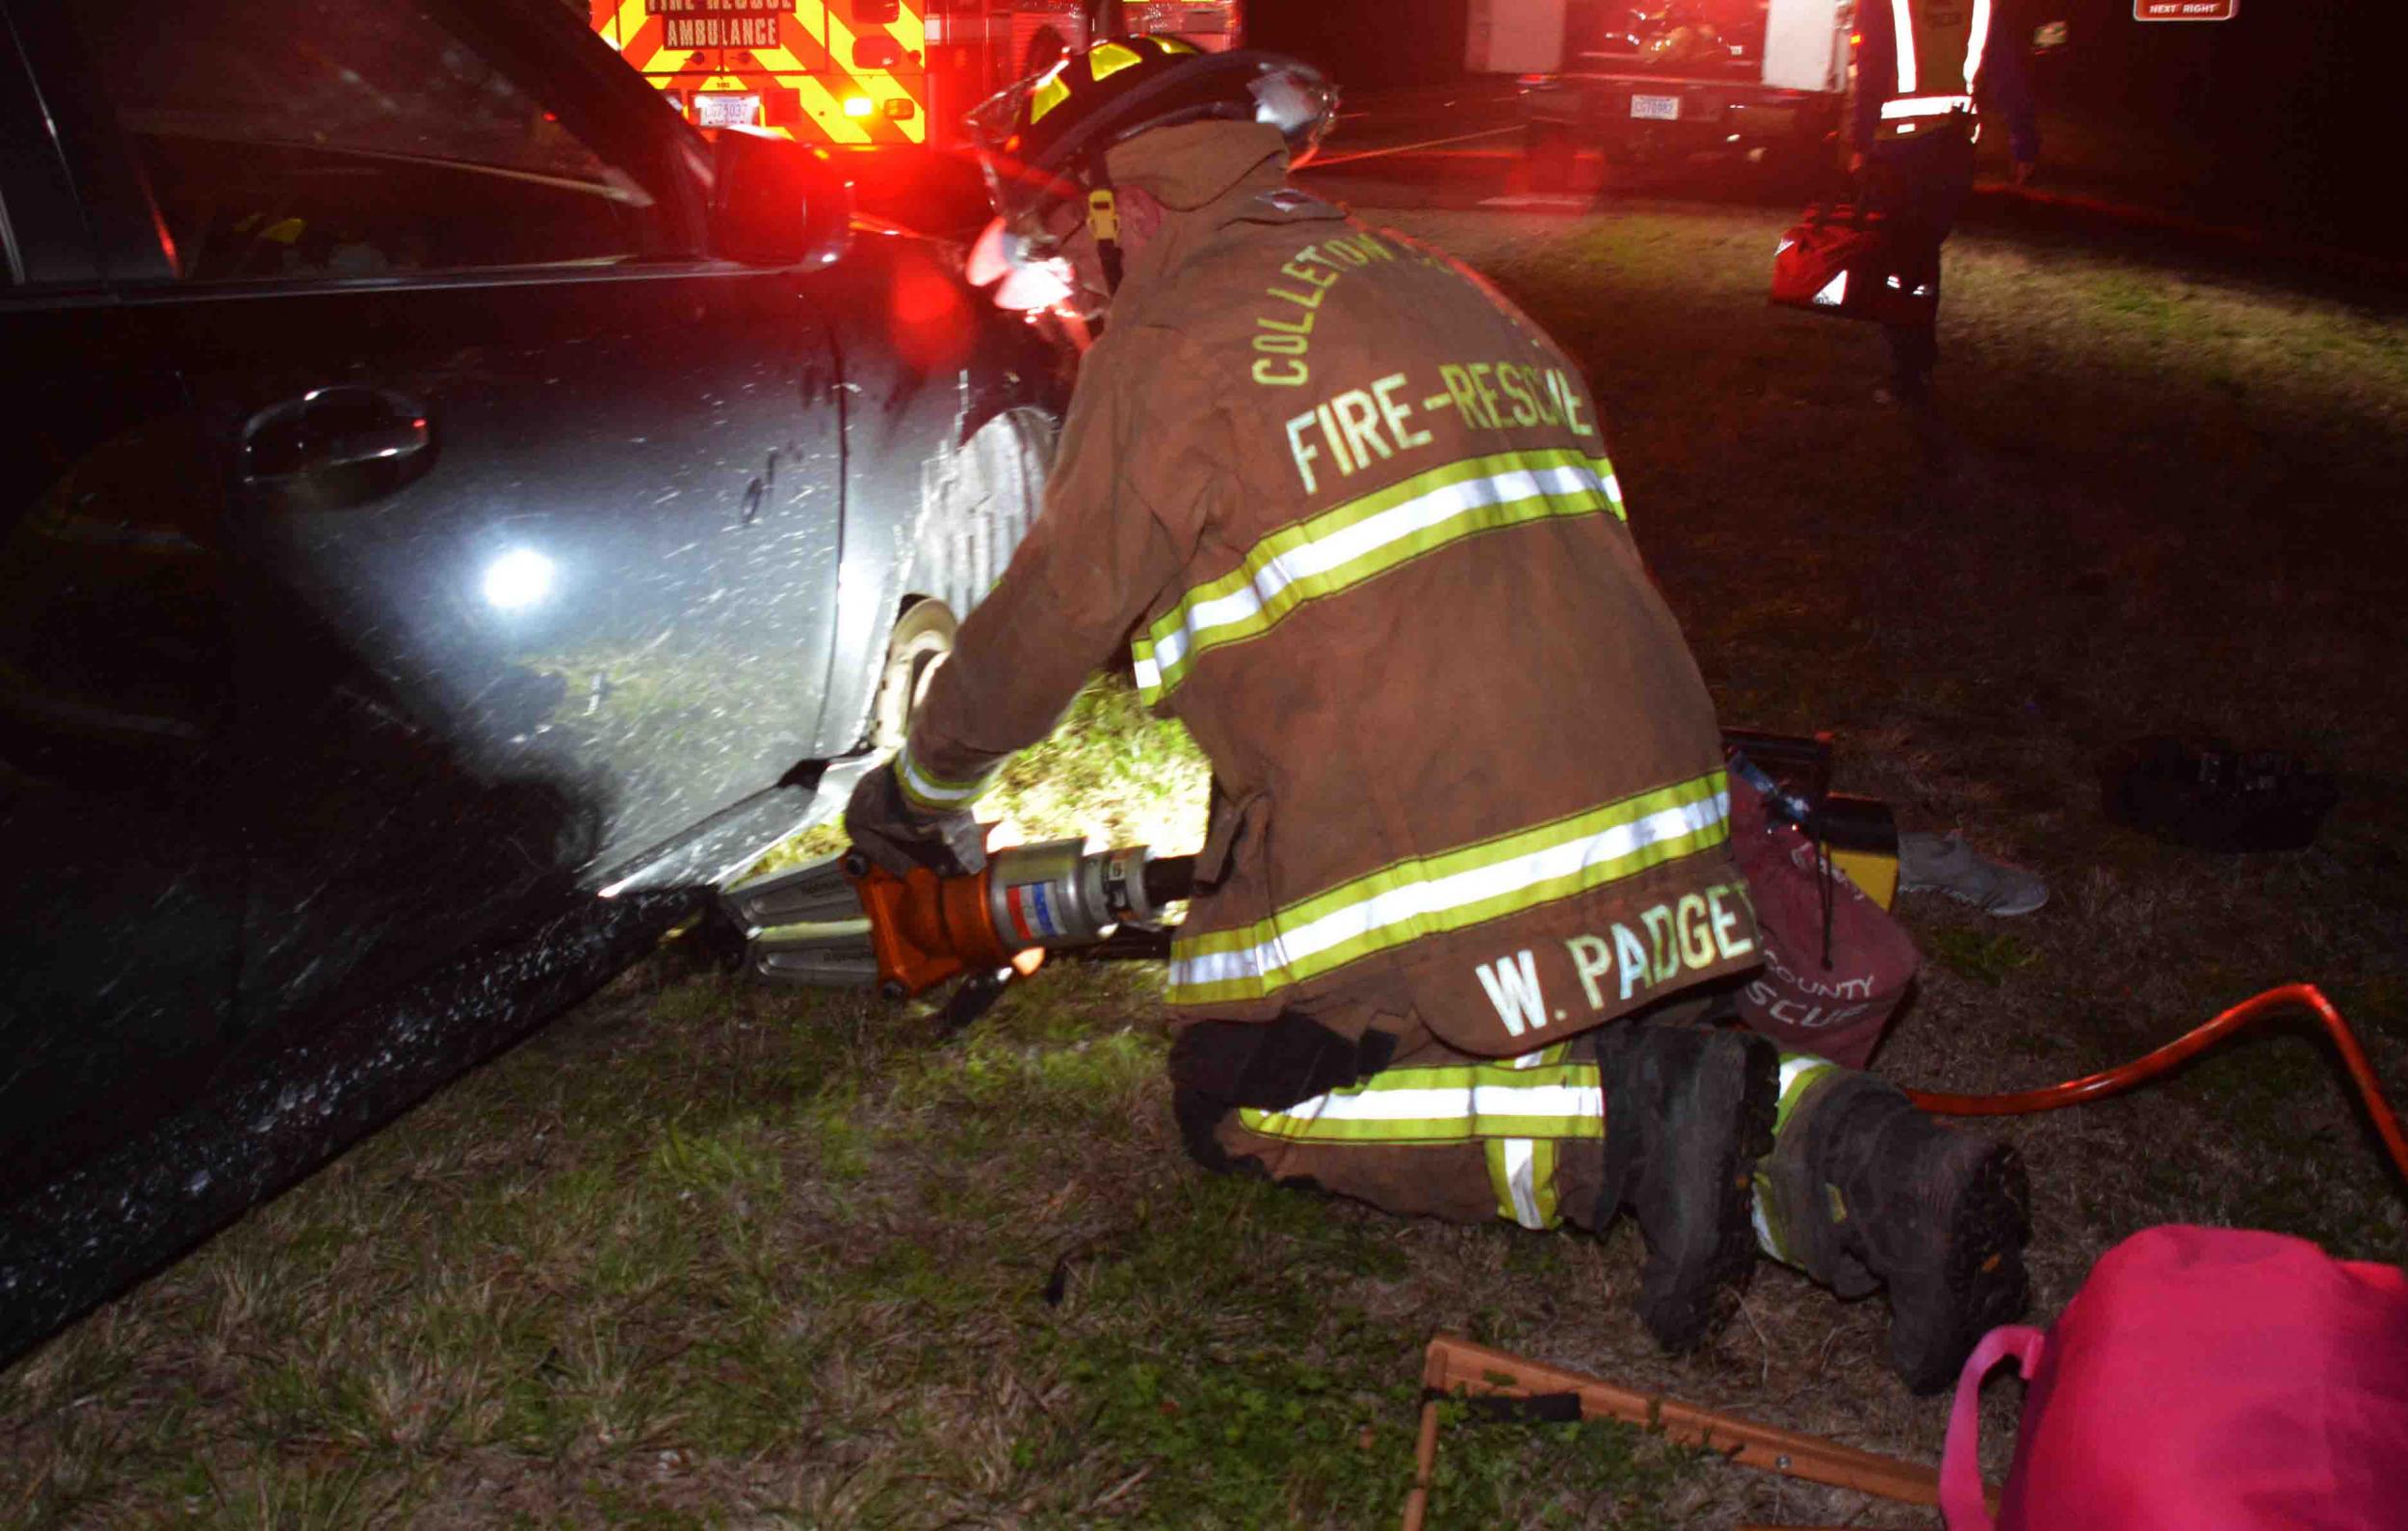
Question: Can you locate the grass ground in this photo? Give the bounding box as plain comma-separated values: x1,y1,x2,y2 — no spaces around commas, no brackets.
7,195,2406,1528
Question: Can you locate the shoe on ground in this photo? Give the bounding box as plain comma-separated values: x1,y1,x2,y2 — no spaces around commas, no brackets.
1596,1022,1779,1353
1761,1072,2032,1392
1897,831,2049,916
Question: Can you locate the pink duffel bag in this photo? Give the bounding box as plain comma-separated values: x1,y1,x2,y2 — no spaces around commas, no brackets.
1942,1224,2408,1529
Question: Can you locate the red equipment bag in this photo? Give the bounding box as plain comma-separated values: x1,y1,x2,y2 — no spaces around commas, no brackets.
1723,766,1919,1070
1769,201,1936,326
1941,1225,2408,1530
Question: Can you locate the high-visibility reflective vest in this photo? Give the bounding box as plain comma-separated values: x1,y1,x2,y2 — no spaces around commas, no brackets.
1870,0,1993,142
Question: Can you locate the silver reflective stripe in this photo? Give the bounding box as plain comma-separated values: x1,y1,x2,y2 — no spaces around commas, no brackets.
1966,0,1992,90
1235,1044,1603,1147
1751,1178,1783,1260
1497,1136,1543,1228
1256,1080,1604,1130
1495,1047,1551,1228
1881,94,1974,118
1891,0,1919,91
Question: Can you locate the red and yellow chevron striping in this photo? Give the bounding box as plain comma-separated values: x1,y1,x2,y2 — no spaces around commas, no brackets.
591,0,937,145
589,1,1239,149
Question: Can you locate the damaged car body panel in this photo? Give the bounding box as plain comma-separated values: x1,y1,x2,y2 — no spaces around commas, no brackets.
0,0,1065,1360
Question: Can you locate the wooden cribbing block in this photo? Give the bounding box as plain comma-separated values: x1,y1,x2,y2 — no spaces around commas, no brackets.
1414,1334,1994,1516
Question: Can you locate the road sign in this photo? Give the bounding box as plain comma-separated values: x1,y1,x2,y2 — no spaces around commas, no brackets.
2135,1,2237,19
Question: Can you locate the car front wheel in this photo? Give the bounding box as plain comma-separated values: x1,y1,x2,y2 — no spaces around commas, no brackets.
870,599,956,753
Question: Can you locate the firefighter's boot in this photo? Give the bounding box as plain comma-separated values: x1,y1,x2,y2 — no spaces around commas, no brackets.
1595,1021,1779,1352
1754,1057,2031,1392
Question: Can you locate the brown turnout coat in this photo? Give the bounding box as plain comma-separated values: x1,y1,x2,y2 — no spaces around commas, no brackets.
900,121,1761,1057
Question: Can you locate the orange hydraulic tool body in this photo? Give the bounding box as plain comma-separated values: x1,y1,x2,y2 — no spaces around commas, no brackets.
725,838,1192,1003
723,730,1887,1003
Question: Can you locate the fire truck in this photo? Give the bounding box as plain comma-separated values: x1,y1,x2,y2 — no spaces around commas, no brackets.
589,0,1242,148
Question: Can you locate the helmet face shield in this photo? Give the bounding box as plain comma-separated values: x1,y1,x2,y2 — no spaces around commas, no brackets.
966,73,1084,258
1243,62,1339,168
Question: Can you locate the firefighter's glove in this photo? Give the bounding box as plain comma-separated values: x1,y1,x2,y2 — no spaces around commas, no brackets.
845,762,986,879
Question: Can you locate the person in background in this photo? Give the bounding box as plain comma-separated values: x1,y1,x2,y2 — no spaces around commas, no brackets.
1848,0,2039,403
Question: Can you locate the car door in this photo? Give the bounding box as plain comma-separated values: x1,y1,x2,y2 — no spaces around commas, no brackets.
0,13,251,1200
29,0,850,1046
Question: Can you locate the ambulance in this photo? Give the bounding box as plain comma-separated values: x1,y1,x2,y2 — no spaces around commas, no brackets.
589,0,1243,148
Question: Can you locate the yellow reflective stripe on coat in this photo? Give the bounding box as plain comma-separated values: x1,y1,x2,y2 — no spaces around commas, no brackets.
1128,447,1623,706
895,741,994,812
1168,771,1731,1007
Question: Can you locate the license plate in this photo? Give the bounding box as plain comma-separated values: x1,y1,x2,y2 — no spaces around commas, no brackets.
694,92,761,129
1630,93,1682,120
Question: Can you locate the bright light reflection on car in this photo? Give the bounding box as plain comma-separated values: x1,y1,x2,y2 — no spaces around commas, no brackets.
482,548,556,610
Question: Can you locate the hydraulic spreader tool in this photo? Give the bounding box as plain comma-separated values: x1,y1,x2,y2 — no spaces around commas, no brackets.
720,730,1895,1005
720,837,1197,1025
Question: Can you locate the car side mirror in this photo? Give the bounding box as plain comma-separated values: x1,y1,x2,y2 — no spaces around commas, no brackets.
710,129,852,268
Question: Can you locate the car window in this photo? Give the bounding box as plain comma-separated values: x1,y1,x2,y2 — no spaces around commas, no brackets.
62,0,674,281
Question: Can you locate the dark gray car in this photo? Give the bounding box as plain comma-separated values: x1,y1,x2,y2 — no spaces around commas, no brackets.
0,0,1065,1361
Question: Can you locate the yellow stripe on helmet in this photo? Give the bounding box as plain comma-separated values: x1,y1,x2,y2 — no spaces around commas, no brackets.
1028,72,1072,123
1088,40,1145,80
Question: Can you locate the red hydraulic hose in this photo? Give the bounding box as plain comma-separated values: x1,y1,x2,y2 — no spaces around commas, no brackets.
1905,984,2408,1186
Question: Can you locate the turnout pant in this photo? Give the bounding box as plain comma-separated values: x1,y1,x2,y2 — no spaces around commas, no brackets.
1171,1009,1620,1232
1169,1000,1865,1260
1864,130,1976,393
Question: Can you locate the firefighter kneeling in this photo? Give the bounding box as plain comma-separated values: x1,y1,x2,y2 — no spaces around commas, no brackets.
847,39,2028,1391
